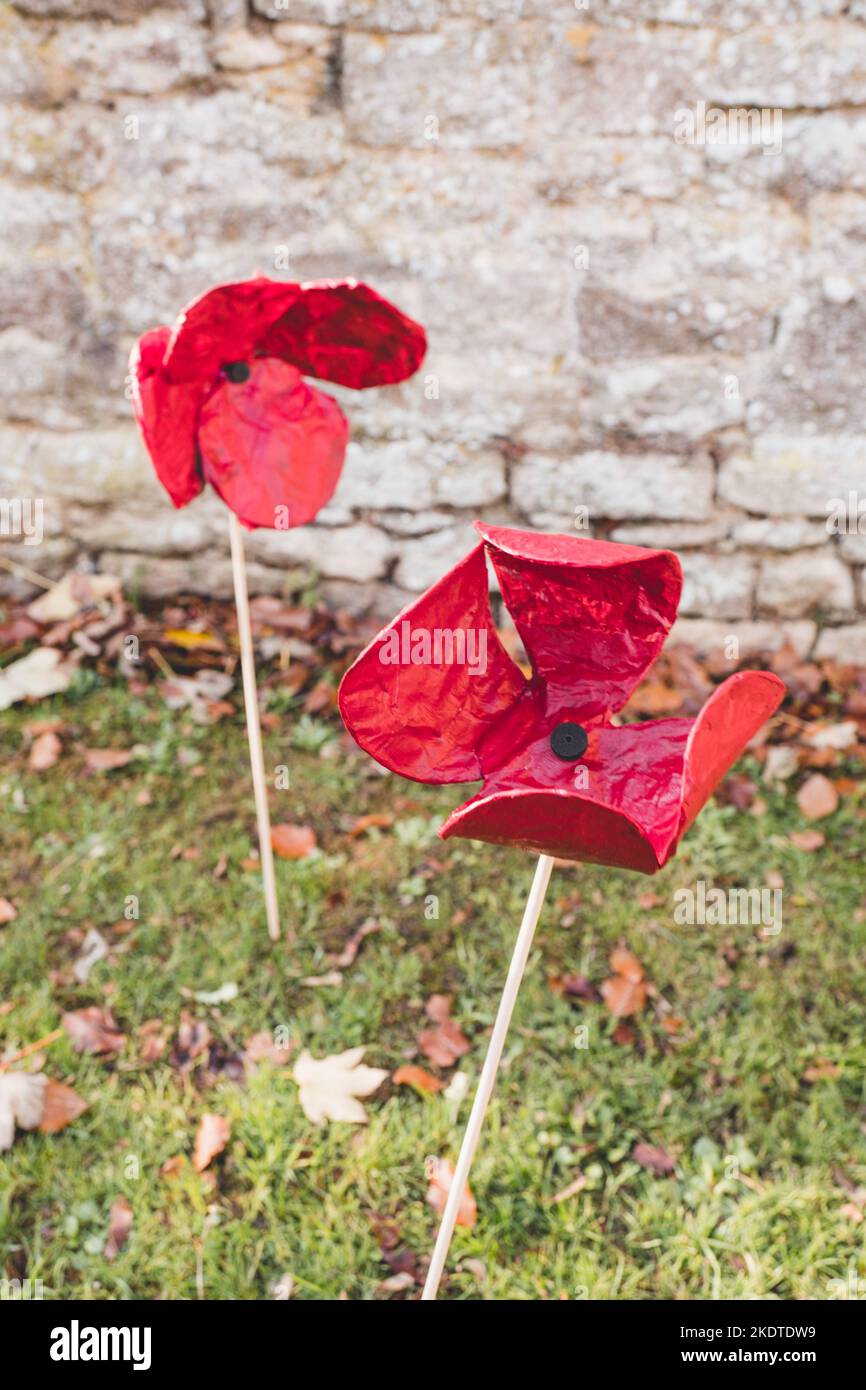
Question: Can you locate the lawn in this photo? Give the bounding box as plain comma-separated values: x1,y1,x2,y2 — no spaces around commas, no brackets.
1,662,865,1301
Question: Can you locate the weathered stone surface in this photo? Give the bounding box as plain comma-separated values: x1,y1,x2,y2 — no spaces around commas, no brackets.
814,622,866,663
670,617,817,661
2,0,865,638
512,451,714,526
679,553,756,619
757,550,855,617
719,434,866,517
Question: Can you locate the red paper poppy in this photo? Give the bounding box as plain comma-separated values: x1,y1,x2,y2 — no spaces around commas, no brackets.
130,277,426,530
339,523,784,873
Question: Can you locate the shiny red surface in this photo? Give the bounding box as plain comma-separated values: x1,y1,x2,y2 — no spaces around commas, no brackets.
130,277,426,528
338,523,785,872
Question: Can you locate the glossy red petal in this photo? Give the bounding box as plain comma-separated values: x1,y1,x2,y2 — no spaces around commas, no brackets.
129,327,203,508
161,278,305,385
258,279,427,389
337,543,527,783
196,357,348,530
477,522,682,720
679,670,785,835
440,790,662,873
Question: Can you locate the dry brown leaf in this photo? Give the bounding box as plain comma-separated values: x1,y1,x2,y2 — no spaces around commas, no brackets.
790,829,826,853
348,813,393,838
796,773,839,821
104,1196,133,1260
270,823,317,859
38,1077,88,1134
609,947,644,983
803,1058,841,1083
62,1007,125,1056
392,1065,444,1095
328,918,380,968
426,1157,477,1228
632,1142,676,1175
82,747,133,773
29,729,61,771
418,995,471,1069
193,1112,230,1172
601,975,648,1019
244,1031,292,1067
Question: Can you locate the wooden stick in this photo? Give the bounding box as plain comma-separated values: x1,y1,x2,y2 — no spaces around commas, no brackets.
421,852,555,1300
228,511,280,943
0,1027,64,1074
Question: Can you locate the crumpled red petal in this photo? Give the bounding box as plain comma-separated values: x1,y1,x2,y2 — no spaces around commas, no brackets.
338,523,785,873
337,543,526,783
130,326,203,508
259,280,427,389
477,523,682,720
161,277,426,391
196,358,348,531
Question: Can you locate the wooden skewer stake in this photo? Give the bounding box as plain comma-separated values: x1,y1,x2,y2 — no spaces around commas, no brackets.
421,852,555,1300
228,511,280,943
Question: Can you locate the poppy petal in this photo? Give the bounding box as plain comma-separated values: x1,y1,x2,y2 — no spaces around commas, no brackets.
196,357,348,530
259,279,428,390
130,327,203,508
161,278,305,385
477,523,682,720
440,789,663,873
337,543,527,783
679,670,785,834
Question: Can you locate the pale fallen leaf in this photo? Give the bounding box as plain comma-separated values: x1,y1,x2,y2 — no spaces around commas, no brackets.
547,1174,588,1204
805,721,859,750
0,899,17,925
27,571,120,623
426,1157,477,1229
82,747,133,773
797,773,839,821
300,970,343,988
272,1272,294,1300
379,1271,414,1294
29,729,61,771
158,670,234,724
790,829,825,852
190,982,238,1006
0,1072,46,1150
293,1046,388,1125
763,744,799,783
193,1113,230,1172
0,648,74,711
632,1142,677,1175
73,927,109,984
104,1196,133,1259
244,1031,292,1067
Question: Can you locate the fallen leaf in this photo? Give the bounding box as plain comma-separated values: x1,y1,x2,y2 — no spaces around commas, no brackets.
547,1174,588,1204
348,813,393,838
29,729,61,771
190,982,238,1006
104,1197,133,1259
0,647,74,710
72,927,109,984
62,1007,125,1056
270,823,317,859
0,899,17,925
797,773,839,820
803,1058,841,1083
38,1078,87,1134
392,1065,444,1095
193,1113,230,1172
763,744,800,783
790,829,826,852
160,1155,187,1180
244,1031,292,1067
601,975,648,1018
379,1271,415,1294
609,946,644,983
301,970,343,988
293,1046,387,1125
805,721,858,750
170,1014,211,1070
162,628,224,652
82,747,133,773
272,1272,294,1300
632,1142,676,1175
27,571,120,623
0,1072,46,1150
426,1157,477,1228
418,994,471,1068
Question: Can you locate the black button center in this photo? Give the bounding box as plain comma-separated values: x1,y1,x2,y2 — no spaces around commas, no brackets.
223,360,251,383
550,722,588,761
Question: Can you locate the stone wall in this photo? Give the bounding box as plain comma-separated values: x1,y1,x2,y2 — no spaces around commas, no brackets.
1,0,865,661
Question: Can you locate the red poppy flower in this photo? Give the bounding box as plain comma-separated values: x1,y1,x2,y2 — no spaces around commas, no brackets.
339,523,784,873
130,277,426,530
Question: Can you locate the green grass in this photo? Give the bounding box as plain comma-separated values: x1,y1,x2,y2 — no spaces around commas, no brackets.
1,677,865,1301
